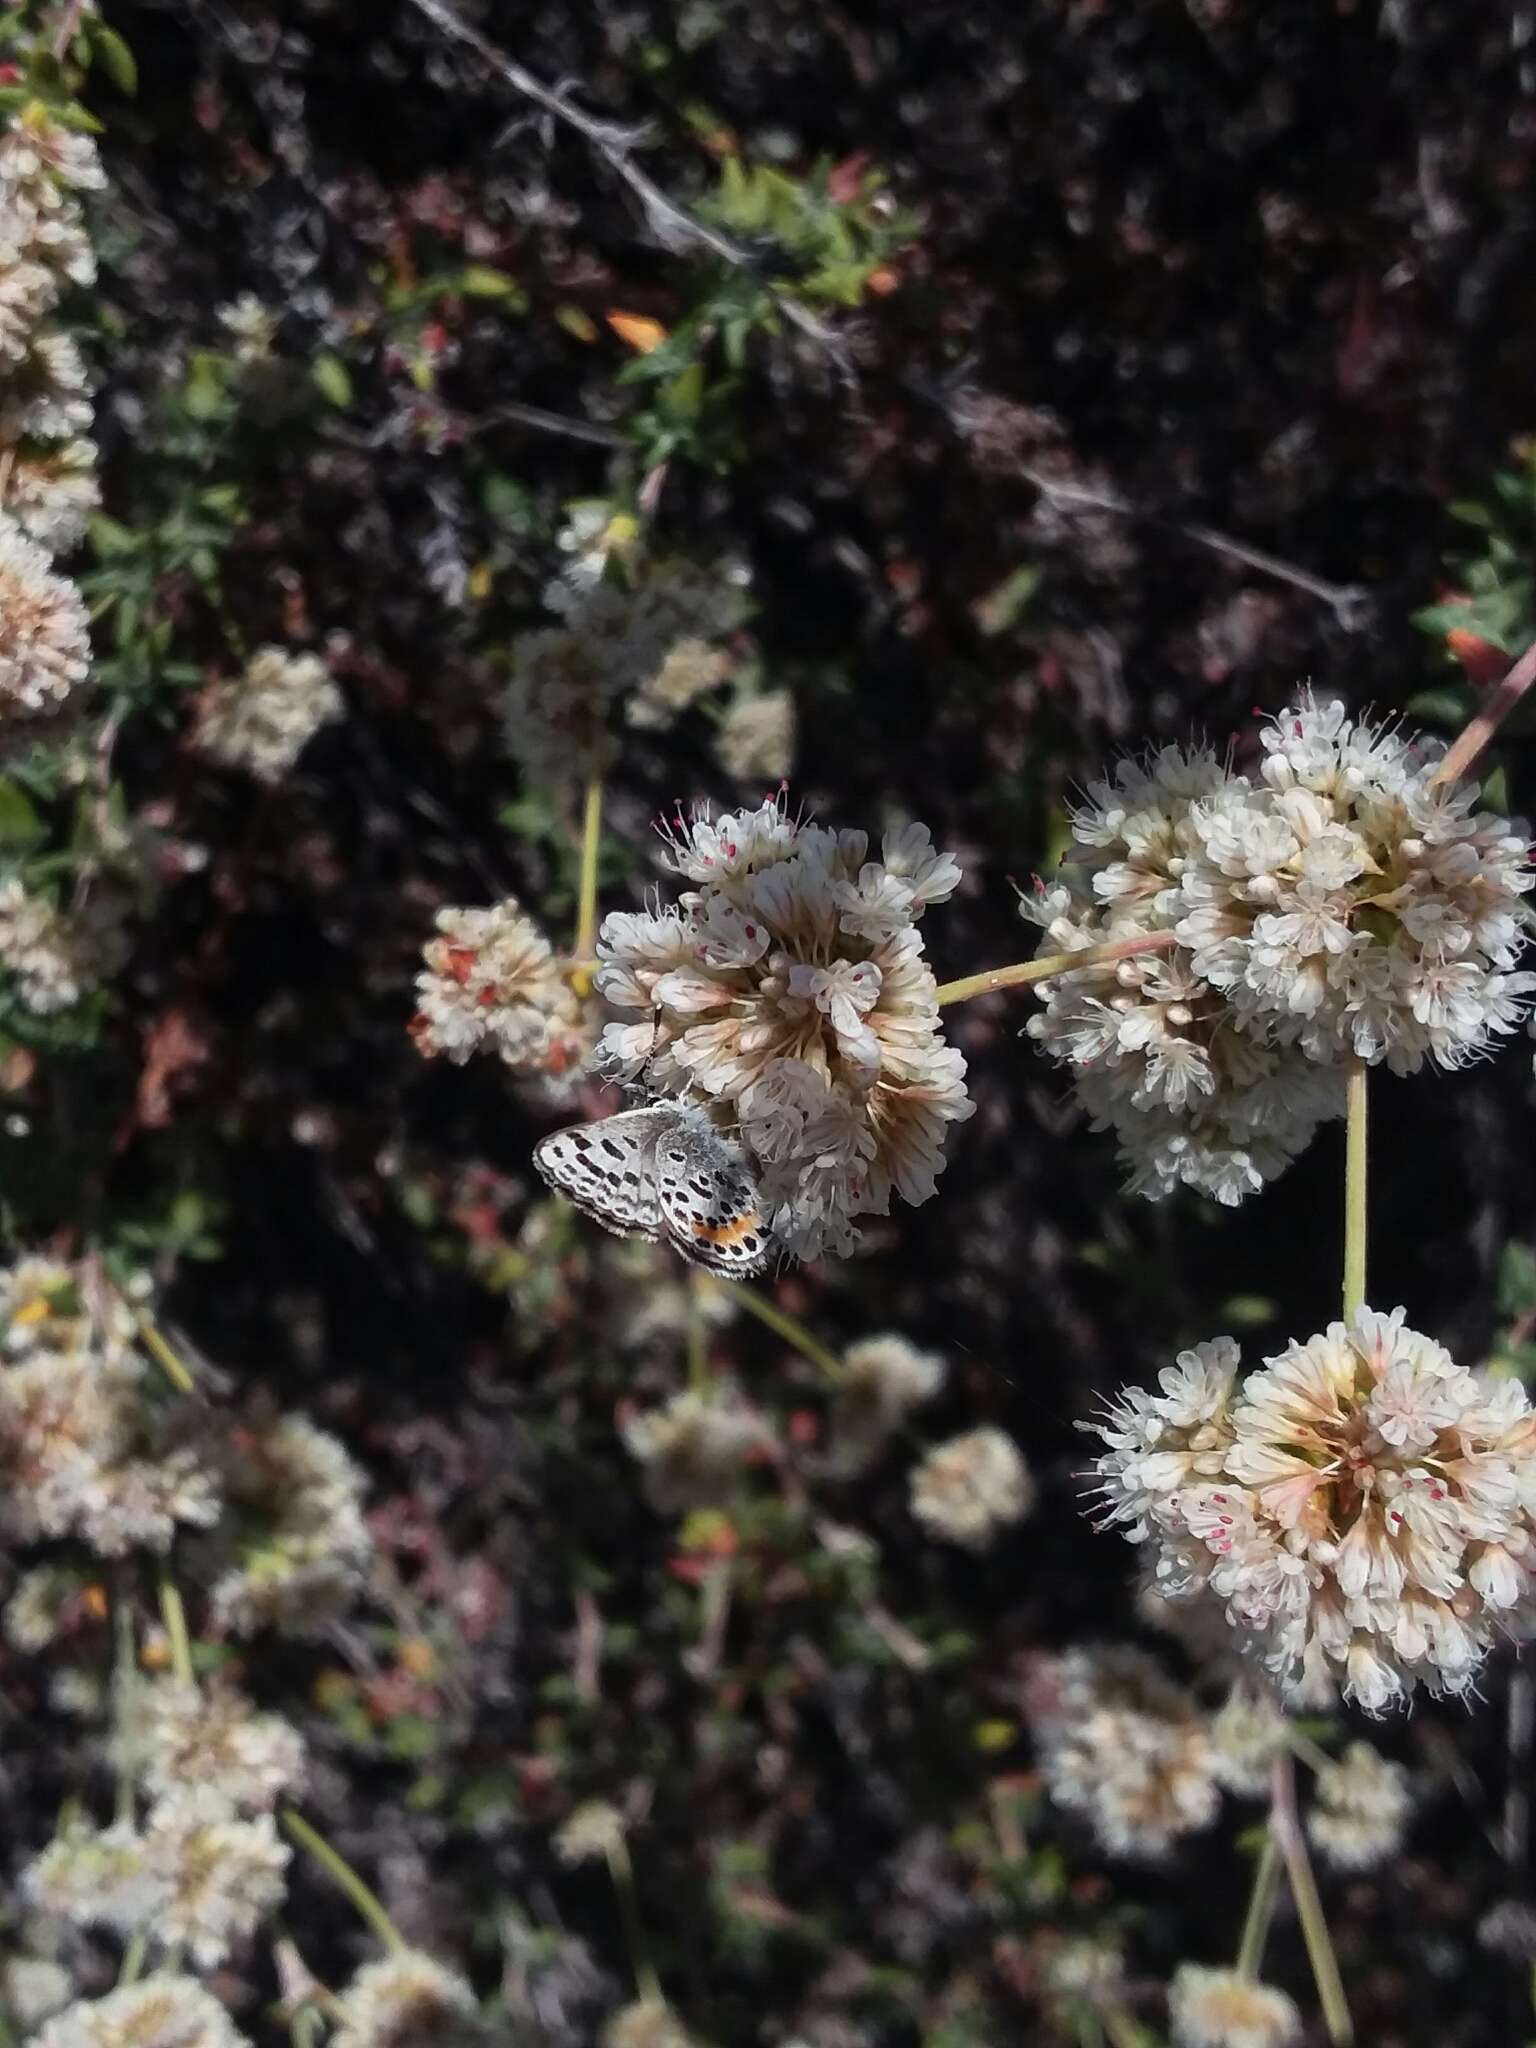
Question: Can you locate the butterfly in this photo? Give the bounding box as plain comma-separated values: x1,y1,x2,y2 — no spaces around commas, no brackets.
532,1101,773,1278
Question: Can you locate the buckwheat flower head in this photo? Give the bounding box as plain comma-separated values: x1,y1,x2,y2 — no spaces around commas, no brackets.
4,1956,73,2030
625,638,731,730
1308,1739,1412,1869
331,1951,488,2048
1084,1306,1536,1711
715,689,796,785
1208,1681,1288,1797
554,1800,625,1867
602,2001,699,2048
197,1412,371,1638
0,880,129,1014
620,1385,771,1513
2,330,93,443
0,113,107,198
1168,1966,1300,2048
135,1681,306,1812
1029,1647,1221,1860
910,1426,1032,1550
1026,695,1536,1202
830,1333,945,1470
409,899,584,1077
24,1819,163,1937
3,436,100,554
5,1562,84,1649
191,646,342,783
142,1790,289,1969
0,245,58,365
596,796,970,1259
0,516,91,715
32,1978,249,2048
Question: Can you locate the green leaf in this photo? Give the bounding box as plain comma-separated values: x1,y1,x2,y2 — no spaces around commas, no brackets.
458,264,528,308
310,353,353,408
0,780,45,850
90,24,138,95
1498,1241,1536,1318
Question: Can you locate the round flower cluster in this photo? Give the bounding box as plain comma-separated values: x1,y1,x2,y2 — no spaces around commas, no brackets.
715,688,796,786
507,557,749,786
1168,1965,1300,2048
908,1425,1032,1550
1024,696,1534,1203
620,1385,772,1514
132,1680,306,1812
1085,1308,1536,1711
0,1258,220,1556
0,516,92,719
191,645,343,783
1308,1739,1412,1869
332,1952,489,2048
595,796,970,1260
829,1331,945,1472
1207,1682,1288,1797
1026,1646,1221,1860
0,875,129,1016
33,1978,250,2048
410,898,590,1086
0,108,103,563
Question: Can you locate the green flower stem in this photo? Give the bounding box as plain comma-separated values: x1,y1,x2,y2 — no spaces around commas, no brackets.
686,1269,711,1394
1343,1059,1368,1319
116,1933,148,1988
605,1834,663,2006
723,1279,844,1380
1285,1726,1336,1778
137,1316,196,1396
112,1576,139,1825
157,1571,195,1688
1235,1829,1283,1980
571,775,605,989
1270,1749,1354,2045
934,930,1177,1008
281,1810,407,1955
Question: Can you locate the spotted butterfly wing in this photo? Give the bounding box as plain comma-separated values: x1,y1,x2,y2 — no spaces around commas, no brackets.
652,1114,772,1278
532,1105,675,1243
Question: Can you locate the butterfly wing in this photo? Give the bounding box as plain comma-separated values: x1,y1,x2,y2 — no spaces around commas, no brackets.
653,1123,772,1279
532,1108,671,1243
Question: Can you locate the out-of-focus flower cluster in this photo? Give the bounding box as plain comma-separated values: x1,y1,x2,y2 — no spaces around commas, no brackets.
1025,696,1534,1202
410,896,593,1091
0,104,102,721
190,644,344,784
1086,1307,1536,1712
595,795,970,1259
506,548,752,788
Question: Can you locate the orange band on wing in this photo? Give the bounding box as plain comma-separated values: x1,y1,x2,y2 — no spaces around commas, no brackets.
693,1212,762,1246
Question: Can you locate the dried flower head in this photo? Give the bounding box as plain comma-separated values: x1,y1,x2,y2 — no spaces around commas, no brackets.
1029,1647,1221,1860
1025,696,1534,1203
621,1386,771,1513
31,1978,249,2048
1308,1739,1412,1869
141,1790,289,1968
410,899,586,1081
134,1681,306,1812
331,1951,488,2048
554,1800,626,1867
1085,1309,1536,1711
195,1412,371,1637
714,690,796,785
191,646,343,783
1168,1965,1301,2048
596,797,969,1259
830,1332,945,1470
909,1426,1032,1550
0,516,91,716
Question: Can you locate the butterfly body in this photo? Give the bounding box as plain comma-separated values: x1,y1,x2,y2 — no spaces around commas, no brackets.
533,1102,772,1277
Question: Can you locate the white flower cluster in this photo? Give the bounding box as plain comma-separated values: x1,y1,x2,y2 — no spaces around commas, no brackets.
1207,1681,1288,1797
603,2001,700,2048
0,1258,220,1556
33,1977,251,2048
1085,1308,1536,1711
908,1425,1032,1550
829,1331,945,1471
0,874,128,1016
191,645,343,783
1025,696,1534,1203
1168,1965,1301,2048
620,1384,772,1513
1308,1739,1412,1869
0,108,102,669
131,1680,306,1812
331,1951,489,2048
410,898,590,1086
506,556,749,786
714,688,796,786
595,796,970,1260
1025,1646,1221,1860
